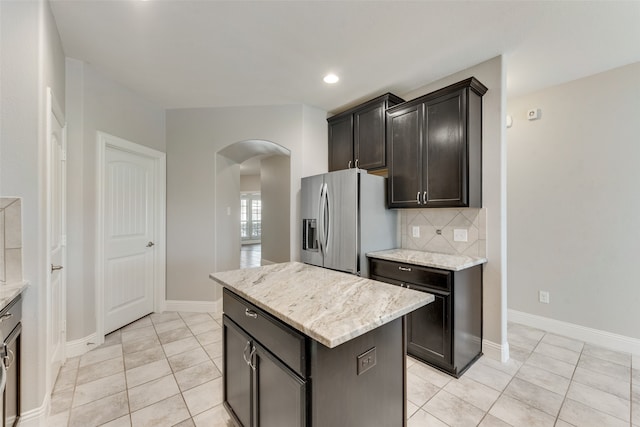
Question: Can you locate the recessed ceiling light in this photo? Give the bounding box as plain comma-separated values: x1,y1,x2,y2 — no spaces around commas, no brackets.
323,74,339,84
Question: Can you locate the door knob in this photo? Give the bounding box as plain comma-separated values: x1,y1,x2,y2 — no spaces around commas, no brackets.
146,241,155,247
51,264,63,273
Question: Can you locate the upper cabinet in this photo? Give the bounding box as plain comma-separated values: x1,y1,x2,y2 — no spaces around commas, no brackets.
328,93,404,172
387,77,487,208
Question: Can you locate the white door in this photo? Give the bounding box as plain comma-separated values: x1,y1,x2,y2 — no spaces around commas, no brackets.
103,146,156,333
47,88,66,391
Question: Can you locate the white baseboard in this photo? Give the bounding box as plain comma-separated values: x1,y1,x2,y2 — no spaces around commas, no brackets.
509,309,640,355
482,339,510,362
66,332,99,358
165,299,221,314
19,395,49,427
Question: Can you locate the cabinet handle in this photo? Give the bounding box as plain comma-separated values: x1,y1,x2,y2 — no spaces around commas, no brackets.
423,191,427,204
406,285,411,290
398,266,412,272
3,349,14,369
348,160,352,169
416,192,421,205
0,313,12,322
245,309,257,319
355,159,360,169
242,341,251,366
248,345,257,371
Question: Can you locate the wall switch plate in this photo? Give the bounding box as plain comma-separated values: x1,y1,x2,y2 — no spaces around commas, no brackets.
539,291,550,304
453,229,468,242
357,347,376,375
412,226,420,238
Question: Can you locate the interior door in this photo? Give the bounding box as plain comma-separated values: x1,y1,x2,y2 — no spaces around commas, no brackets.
104,146,155,333
47,88,66,390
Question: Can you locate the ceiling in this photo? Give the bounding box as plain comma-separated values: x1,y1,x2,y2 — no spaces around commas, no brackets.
50,1,640,113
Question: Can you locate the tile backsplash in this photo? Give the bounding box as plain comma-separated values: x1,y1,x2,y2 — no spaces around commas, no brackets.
0,198,22,284
400,208,486,257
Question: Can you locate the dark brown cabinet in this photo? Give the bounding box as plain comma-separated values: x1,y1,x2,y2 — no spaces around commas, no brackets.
369,258,482,377
1,295,21,427
328,93,404,172
387,78,487,208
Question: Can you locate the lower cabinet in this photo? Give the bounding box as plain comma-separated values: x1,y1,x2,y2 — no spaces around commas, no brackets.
0,295,21,427
406,287,451,370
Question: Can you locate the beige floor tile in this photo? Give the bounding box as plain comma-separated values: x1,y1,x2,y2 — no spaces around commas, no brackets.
632,387,640,426
173,418,196,427
169,347,210,372
73,372,126,408
130,394,190,427
163,336,201,357
203,341,223,360
153,318,186,334
123,336,161,355
463,361,513,391
540,333,584,353
195,330,222,346
69,391,129,427
50,388,74,415
408,361,452,388
583,344,631,367
77,357,124,385
182,377,224,416
423,390,486,426
60,356,81,373
157,326,193,344
121,326,157,343
507,332,540,352
406,371,440,407
53,368,78,393
525,352,576,379
508,323,545,343
509,344,533,362
554,420,575,427
79,344,122,368
559,398,629,427
476,355,522,376
406,355,416,369
126,358,172,388
128,374,181,412
102,415,132,426
516,364,570,395
406,400,420,418
578,354,631,382
188,320,220,336
124,345,166,370
444,376,500,411
566,381,630,422
174,360,221,392
213,357,223,373
180,312,214,325
572,366,630,400
478,414,512,427
192,404,233,427
103,331,123,347
150,311,181,324
408,408,448,427
47,410,70,427
503,377,564,417
533,341,580,365
489,394,555,427
121,316,152,331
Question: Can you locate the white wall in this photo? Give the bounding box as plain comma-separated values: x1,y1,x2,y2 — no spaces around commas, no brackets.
240,174,260,192
166,105,327,302
65,59,166,340
401,56,507,359
261,155,291,264
0,0,66,415
215,155,241,276
507,62,640,339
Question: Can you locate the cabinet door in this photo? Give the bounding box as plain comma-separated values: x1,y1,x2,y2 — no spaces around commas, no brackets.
328,115,353,172
423,89,468,207
387,103,422,207
223,317,253,427
3,325,20,427
406,288,452,369
254,342,306,427
354,102,386,170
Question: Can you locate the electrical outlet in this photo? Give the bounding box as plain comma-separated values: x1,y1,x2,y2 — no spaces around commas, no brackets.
412,226,420,238
539,291,550,304
357,347,376,375
453,229,468,242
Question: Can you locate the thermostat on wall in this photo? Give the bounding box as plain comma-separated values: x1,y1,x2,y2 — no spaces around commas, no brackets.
527,109,541,120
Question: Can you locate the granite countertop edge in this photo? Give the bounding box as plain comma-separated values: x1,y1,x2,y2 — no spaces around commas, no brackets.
0,281,28,311
367,249,487,271
210,263,434,348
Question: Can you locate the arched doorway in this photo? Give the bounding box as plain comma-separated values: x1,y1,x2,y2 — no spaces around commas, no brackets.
215,140,291,271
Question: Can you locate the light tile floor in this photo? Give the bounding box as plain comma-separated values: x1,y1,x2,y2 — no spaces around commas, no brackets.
240,244,261,269
48,315,639,427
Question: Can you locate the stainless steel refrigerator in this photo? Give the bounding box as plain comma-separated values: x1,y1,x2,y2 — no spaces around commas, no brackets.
301,169,397,278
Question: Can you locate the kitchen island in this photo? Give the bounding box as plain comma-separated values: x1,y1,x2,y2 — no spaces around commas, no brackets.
210,262,433,427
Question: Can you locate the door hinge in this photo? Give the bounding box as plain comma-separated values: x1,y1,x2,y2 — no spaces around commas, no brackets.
61,150,67,161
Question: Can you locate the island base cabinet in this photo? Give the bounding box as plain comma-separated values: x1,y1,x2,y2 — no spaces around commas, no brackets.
223,318,252,427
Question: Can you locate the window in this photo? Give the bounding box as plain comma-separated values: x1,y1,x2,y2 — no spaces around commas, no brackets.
241,193,261,241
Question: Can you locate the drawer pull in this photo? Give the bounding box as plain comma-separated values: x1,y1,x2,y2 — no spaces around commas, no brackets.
406,285,411,290
3,349,14,369
0,313,12,322
398,266,412,272
245,309,258,319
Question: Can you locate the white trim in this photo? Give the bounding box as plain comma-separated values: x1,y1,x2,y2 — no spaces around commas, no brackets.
482,339,510,362
18,395,49,427
65,333,99,358
96,132,166,346
509,309,640,355
165,299,222,314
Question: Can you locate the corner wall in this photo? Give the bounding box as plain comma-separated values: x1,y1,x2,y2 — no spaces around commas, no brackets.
507,62,640,341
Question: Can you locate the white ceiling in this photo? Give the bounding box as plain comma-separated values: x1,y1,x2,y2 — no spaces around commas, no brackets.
50,0,640,113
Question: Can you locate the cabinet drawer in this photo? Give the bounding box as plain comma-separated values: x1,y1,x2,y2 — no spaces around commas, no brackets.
0,294,22,338
223,289,307,378
370,259,451,291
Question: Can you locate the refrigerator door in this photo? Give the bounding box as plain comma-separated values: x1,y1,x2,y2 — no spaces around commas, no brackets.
323,169,358,274
301,174,324,267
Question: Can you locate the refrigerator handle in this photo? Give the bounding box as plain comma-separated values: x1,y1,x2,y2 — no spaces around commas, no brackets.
324,183,330,254
318,183,327,255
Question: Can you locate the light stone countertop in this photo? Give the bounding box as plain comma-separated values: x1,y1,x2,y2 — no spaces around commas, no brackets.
367,249,487,271
0,281,27,311
210,262,433,348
